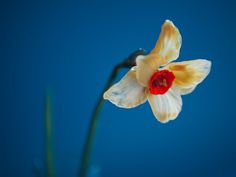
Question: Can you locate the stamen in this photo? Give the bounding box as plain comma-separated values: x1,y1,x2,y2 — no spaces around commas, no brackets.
149,69,175,95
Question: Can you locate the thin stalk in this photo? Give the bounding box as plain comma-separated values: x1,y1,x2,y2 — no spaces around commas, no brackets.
78,49,146,177
78,63,122,177
45,90,55,177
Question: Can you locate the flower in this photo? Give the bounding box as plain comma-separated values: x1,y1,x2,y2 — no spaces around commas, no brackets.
103,20,211,123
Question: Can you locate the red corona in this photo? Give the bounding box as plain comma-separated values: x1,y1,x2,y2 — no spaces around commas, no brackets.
149,70,175,95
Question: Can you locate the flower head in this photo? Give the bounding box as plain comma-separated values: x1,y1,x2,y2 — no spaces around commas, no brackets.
103,20,211,123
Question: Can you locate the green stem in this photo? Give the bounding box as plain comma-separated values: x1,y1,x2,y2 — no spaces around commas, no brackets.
45,90,55,177
78,63,122,177
78,49,146,177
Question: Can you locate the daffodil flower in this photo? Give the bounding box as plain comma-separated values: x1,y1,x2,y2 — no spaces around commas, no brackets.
103,20,211,123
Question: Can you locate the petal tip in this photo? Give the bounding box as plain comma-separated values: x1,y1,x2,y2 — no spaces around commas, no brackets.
165,19,172,24
207,60,212,67
156,112,179,123
163,19,175,27
103,91,108,100
198,59,212,74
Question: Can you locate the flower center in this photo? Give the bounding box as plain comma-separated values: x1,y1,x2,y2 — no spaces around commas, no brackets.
149,69,175,95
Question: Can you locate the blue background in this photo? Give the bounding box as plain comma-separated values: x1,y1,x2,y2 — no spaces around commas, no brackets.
1,0,236,177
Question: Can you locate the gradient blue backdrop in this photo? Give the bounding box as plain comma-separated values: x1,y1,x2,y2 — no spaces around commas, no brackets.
1,0,236,177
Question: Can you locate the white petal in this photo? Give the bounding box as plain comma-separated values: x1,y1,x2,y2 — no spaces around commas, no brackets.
172,85,197,95
103,67,147,108
151,20,182,65
147,88,182,123
136,54,160,87
165,59,211,95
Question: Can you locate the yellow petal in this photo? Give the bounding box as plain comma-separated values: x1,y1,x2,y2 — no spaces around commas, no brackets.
165,59,211,94
147,88,182,123
136,54,160,87
151,20,182,65
103,67,147,108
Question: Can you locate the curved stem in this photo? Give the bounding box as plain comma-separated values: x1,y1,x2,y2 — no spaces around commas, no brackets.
78,49,147,177
78,64,122,177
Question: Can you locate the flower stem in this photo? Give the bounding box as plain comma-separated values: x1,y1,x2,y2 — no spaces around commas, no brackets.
45,89,55,177
78,49,146,177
